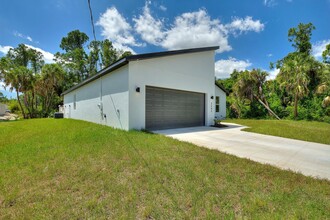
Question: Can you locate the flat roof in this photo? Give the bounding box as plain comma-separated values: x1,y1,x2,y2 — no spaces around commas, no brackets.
62,46,219,95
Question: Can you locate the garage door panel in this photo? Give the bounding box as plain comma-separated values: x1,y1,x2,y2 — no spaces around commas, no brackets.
146,86,205,130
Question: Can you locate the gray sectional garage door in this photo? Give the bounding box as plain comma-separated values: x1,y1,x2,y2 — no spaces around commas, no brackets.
146,86,205,130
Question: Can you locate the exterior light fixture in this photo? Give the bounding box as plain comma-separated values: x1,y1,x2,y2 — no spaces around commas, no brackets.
211,96,214,99
136,87,141,93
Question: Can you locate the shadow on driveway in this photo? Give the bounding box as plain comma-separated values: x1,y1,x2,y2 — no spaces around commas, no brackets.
153,123,246,135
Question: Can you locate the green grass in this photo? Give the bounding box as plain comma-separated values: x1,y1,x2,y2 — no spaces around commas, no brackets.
0,119,329,219
224,119,330,145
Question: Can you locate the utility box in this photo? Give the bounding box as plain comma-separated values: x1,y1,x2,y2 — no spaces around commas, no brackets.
54,112,64,119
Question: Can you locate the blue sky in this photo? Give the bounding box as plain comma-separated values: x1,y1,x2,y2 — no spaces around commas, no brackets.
1,0,330,98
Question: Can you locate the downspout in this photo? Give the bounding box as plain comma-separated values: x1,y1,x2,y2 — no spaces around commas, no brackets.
100,74,104,123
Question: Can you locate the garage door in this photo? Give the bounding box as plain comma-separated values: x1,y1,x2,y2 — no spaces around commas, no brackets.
146,86,205,130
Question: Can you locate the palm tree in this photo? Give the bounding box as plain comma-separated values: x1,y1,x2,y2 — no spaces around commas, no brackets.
35,64,65,116
0,45,44,118
2,66,27,118
277,54,311,118
316,63,330,107
234,69,281,120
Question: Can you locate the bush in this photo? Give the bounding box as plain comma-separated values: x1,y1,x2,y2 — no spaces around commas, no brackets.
323,116,330,123
8,100,20,113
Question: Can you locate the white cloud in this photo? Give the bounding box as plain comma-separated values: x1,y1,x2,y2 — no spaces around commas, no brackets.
215,57,252,78
264,0,277,7
25,44,55,63
0,45,13,54
97,7,140,53
267,53,273,57
98,6,265,54
159,5,167,11
13,31,24,38
13,31,34,43
268,68,280,80
225,16,265,36
160,9,231,53
133,1,165,45
312,39,330,59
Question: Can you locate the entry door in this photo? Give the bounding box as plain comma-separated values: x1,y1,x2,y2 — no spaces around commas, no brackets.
146,86,205,130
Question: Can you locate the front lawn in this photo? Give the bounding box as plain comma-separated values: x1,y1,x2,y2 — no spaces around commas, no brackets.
224,119,330,145
0,119,329,218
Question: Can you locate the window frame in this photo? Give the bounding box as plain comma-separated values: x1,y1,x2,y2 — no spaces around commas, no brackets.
215,96,220,113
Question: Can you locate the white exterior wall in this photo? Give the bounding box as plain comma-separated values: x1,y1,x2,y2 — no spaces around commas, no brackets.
63,66,129,130
128,51,216,130
215,86,227,119
0,103,7,115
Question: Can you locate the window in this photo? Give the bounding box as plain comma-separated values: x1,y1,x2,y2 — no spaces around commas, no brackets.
74,94,76,110
215,96,220,112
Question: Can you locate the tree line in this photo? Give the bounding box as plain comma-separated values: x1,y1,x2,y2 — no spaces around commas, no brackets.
217,23,330,122
1,24,329,122
0,30,132,118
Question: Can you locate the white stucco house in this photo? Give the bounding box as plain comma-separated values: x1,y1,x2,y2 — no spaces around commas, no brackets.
62,46,227,130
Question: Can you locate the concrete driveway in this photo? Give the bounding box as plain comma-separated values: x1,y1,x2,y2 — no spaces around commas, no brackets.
155,123,330,180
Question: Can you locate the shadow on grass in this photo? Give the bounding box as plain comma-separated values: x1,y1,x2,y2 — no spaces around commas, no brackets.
140,129,156,134
0,119,21,123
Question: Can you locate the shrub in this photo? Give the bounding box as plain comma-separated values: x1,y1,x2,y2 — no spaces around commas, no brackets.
8,100,20,113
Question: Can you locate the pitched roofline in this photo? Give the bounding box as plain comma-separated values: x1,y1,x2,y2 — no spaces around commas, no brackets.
215,82,229,95
62,46,219,95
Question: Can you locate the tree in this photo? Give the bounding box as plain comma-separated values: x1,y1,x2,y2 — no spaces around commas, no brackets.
317,70,330,107
3,65,30,118
287,23,321,92
35,64,65,116
288,22,315,55
87,40,101,76
60,30,89,52
0,44,44,118
119,51,133,59
100,39,118,68
234,69,281,120
7,44,30,67
271,22,323,119
55,31,126,83
317,47,330,107
277,54,311,118
8,45,43,118
322,44,330,64
217,69,243,93
273,23,316,69
55,30,89,83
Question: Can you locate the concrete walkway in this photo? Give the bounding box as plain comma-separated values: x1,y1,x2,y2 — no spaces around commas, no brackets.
155,123,330,180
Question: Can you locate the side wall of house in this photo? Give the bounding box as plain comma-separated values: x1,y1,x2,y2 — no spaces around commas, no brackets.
128,51,216,130
63,66,129,130
215,86,227,119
